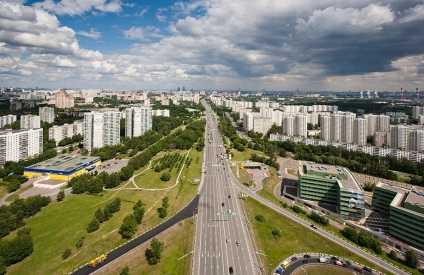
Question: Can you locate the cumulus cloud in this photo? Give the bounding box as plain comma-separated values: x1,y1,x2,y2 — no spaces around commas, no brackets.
399,4,424,23
77,28,102,40
33,0,123,16
123,26,162,41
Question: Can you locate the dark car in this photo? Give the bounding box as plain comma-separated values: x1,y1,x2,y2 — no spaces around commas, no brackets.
331,256,339,261
354,267,364,274
363,266,372,272
291,257,297,261
302,259,309,264
310,224,318,229
345,260,352,265
222,202,225,207
229,266,233,274
303,254,310,258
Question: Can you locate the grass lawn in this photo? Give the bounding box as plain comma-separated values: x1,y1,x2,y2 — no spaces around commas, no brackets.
6,148,203,275
230,148,266,162
0,185,8,200
242,197,392,275
96,219,194,275
292,264,353,275
256,166,282,205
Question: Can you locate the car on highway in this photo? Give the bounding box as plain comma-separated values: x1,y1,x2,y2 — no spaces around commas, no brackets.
303,254,310,258
302,259,309,264
319,253,325,258
229,266,233,274
331,256,339,261
222,202,225,207
345,260,352,265
311,224,318,229
363,266,372,272
291,257,297,261
354,267,364,273
236,241,240,246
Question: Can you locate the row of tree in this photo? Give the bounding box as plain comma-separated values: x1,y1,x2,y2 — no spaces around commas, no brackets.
340,227,382,254
87,198,121,233
119,200,145,239
0,195,51,238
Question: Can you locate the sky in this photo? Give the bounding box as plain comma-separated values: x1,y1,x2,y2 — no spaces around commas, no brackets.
0,0,424,91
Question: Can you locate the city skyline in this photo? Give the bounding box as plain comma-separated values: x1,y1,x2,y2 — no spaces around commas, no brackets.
0,0,423,91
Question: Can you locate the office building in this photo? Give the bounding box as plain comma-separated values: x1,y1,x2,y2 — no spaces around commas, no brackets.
298,161,365,220
371,182,424,251
0,129,43,166
20,115,41,129
39,107,55,123
84,111,121,151
125,106,152,138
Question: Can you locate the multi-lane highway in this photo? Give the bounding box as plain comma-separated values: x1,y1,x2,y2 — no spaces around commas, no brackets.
193,102,261,275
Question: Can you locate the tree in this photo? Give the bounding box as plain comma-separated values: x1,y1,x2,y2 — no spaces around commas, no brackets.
133,205,145,225
272,228,282,238
160,172,171,182
76,237,85,249
86,218,100,233
95,208,105,223
405,250,419,268
255,214,266,223
387,250,397,261
0,256,5,275
162,196,169,209
145,238,164,265
57,190,65,202
157,207,167,218
62,248,72,260
120,266,130,275
119,215,137,239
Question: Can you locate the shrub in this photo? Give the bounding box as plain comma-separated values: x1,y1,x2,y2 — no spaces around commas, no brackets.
62,248,71,260
387,250,397,261
272,228,282,238
145,238,164,265
405,250,419,269
255,214,266,223
160,172,171,182
292,205,306,214
86,218,100,233
119,215,137,239
158,207,167,218
76,237,85,249
56,190,65,202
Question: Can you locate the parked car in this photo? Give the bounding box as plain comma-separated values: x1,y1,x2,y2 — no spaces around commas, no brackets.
354,267,364,274
303,254,310,258
331,256,339,261
229,266,233,274
291,257,297,261
311,224,318,229
345,260,352,265
302,259,309,264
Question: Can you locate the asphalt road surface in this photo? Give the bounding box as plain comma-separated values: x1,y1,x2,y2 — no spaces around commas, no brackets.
192,102,261,275
72,194,199,275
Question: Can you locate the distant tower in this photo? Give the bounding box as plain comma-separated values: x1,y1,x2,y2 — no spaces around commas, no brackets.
366,90,371,99
374,91,378,98
416,88,420,100
400,87,404,100
359,91,363,99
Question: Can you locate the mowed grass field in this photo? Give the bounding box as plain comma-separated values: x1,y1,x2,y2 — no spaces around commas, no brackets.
242,197,392,275
256,166,281,204
230,148,266,162
6,148,203,275
97,219,195,275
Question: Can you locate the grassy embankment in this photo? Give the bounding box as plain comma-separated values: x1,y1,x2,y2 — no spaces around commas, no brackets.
6,148,202,275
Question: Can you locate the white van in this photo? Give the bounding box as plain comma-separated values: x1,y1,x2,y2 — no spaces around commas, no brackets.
319,257,328,263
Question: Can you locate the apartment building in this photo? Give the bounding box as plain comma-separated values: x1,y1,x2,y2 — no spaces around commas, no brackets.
0,129,43,166
152,109,170,117
125,106,152,138
49,121,83,145
0,115,17,128
20,115,41,129
39,107,55,123
84,111,121,151
55,91,74,108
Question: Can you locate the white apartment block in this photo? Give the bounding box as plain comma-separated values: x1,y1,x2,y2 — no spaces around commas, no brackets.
49,121,83,145
363,114,390,136
283,116,295,136
20,115,41,129
320,115,331,141
253,117,273,135
283,105,338,113
409,129,424,152
342,113,355,143
152,109,170,117
354,118,368,145
0,115,17,128
84,111,121,151
0,129,43,166
390,125,409,150
412,106,424,119
39,107,55,123
295,114,308,137
125,106,152,138
243,112,255,132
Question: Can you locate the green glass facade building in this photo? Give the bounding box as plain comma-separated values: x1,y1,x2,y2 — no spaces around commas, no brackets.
298,161,365,221
372,183,424,251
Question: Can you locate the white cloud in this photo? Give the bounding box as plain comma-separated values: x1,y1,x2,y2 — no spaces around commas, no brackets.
33,0,123,16
77,28,102,40
123,26,162,41
399,4,424,23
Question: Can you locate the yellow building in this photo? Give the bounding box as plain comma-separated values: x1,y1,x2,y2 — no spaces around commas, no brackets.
24,154,101,181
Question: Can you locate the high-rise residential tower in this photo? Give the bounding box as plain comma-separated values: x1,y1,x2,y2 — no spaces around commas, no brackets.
20,115,41,129
39,107,55,123
84,111,121,151
125,106,152,138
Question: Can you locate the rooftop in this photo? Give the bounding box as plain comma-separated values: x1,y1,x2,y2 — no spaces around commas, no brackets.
26,154,100,172
299,161,361,190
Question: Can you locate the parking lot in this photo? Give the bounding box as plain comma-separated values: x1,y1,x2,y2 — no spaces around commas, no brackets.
93,158,129,174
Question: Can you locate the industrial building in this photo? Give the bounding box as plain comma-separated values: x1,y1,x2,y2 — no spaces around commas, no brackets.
298,161,365,220
24,154,101,181
371,182,424,251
